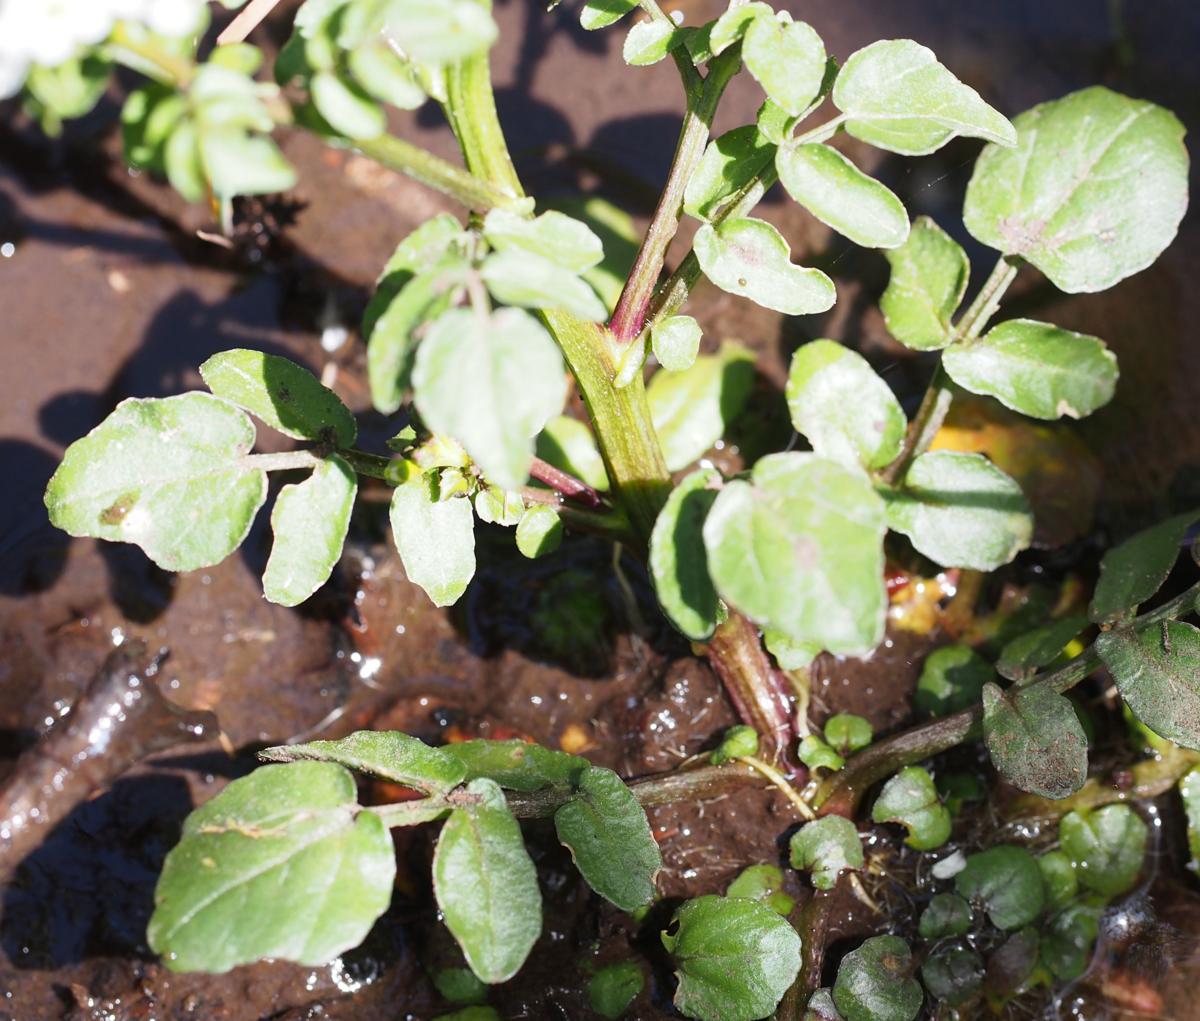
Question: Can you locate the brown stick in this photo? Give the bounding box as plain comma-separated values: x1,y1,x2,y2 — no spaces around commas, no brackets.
216,0,283,45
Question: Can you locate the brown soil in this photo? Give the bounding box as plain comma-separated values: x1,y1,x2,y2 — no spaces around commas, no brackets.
1,1,1199,1018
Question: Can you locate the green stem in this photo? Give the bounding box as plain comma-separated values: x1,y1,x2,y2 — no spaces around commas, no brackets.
108,22,195,86
609,51,739,342
443,52,523,200
354,134,514,212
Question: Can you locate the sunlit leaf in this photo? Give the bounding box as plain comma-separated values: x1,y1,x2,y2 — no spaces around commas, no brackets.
623,18,678,67
45,393,267,572
542,195,640,313
1038,850,1079,911
481,249,608,321
482,208,604,274
1098,621,1200,750
776,143,909,249
1089,510,1199,622
833,935,923,1021
742,12,826,116
789,815,864,891
684,124,776,222
982,682,1088,799
348,40,426,109
148,762,395,972
884,451,1032,571
786,339,907,470
201,129,296,198
651,315,702,372
708,3,769,56
389,480,476,606
694,217,836,316
964,87,1188,293
263,455,356,606
649,468,723,640
1059,805,1147,897
825,714,873,755
580,0,638,31
413,307,567,489
726,863,795,916
311,69,386,138
383,0,499,63
703,453,887,655
798,734,844,774
433,779,542,983
515,505,563,559
474,486,525,526
953,845,1044,930
880,217,969,350
871,766,951,850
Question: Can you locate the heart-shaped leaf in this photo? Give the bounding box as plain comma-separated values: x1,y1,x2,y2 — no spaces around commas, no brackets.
789,815,864,890
871,767,951,850
433,778,542,983
649,468,724,640
703,453,887,655
554,766,661,911
833,39,1015,155
148,762,396,972
1059,805,1147,897
918,893,972,939
389,480,476,607
881,216,969,350
982,682,1088,799
263,454,357,606
954,845,1044,930
964,87,1188,293
884,451,1032,571
413,307,567,489
45,393,267,572
777,143,909,249
942,319,1118,421
786,339,907,470
921,943,983,1008
694,217,836,316
833,935,923,1021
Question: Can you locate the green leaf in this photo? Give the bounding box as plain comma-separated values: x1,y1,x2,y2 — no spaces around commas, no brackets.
982,682,1088,799
474,486,525,526
884,451,1032,571
482,208,603,274
942,319,1118,421
1098,621,1200,750
413,307,567,490
953,845,1044,930
581,0,639,31
442,739,588,792
587,961,644,1018
148,762,395,972
649,468,723,640
480,249,607,322
433,966,488,1004
832,935,923,1021
383,0,499,63
785,339,907,470
1041,900,1102,981
983,928,1039,999
348,40,426,109
914,645,991,717
804,988,843,1021
726,863,795,916
515,505,563,559
880,216,969,350
263,454,356,607
708,3,770,55
1059,805,1147,897
44,393,267,573
742,13,826,116
921,943,983,1008
825,714,873,755
311,69,386,138
647,342,755,471
684,124,776,222
535,416,610,492
554,766,661,911
123,85,188,172
434,1008,500,1021
26,54,111,122
789,815,864,891
871,767,951,851
434,778,542,983
963,86,1188,293
623,18,678,67
918,893,972,940
693,217,836,316
711,725,761,765
832,39,1016,155
1089,510,1199,622
662,895,802,1021
776,143,909,249
389,481,476,607
259,730,466,796
997,615,1088,681
798,735,844,773
542,195,640,313
1037,850,1079,911
1180,766,1200,873
765,630,821,671
651,315,702,372
201,130,296,199
705,453,886,654
368,256,470,415
200,349,357,446
165,120,206,203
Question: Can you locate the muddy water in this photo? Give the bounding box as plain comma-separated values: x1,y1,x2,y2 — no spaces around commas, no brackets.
1,0,1198,1018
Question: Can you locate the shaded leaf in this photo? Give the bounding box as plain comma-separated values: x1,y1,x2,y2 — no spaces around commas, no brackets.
1179,766,1200,873
921,943,983,1008
311,69,385,138
786,339,906,470
918,893,972,939
881,216,969,350
789,815,864,891
982,682,1088,799
542,195,640,312
915,645,992,717
383,0,498,63
824,714,873,755
1059,805,1147,897
694,217,836,316
833,935,923,1021
389,481,476,607
442,739,588,792
535,415,610,492
798,735,844,773
984,928,1039,999
1042,900,1102,981
996,615,1088,681
703,453,887,655
726,863,795,916
884,450,1032,571
587,961,645,1018
777,143,909,249
684,124,776,222
649,468,723,640
201,130,296,198
662,895,802,1021
954,845,1044,930
148,762,395,972
1089,510,1199,622
871,766,951,851
45,393,267,572
263,454,356,607
833,39,1015,155
1038,850,1079,911
515,505,563,559
554,766,661,911
963,87,1188,293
